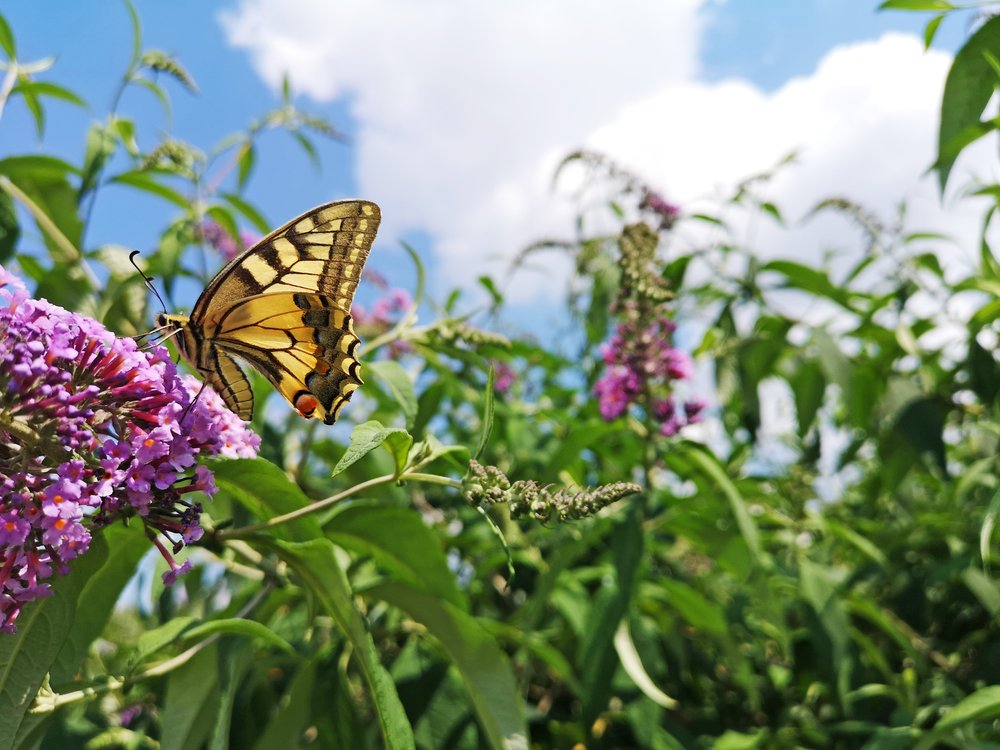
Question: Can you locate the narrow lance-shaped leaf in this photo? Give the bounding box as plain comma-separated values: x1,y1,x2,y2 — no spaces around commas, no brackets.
936,14,1000,190
475,363,496,460
269,539,415,750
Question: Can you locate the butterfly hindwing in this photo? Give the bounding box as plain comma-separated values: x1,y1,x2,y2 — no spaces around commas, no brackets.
211,292,363,424
205,349,255,421
173,200,379,423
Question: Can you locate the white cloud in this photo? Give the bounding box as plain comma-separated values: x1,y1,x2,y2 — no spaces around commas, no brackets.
221,2,994,304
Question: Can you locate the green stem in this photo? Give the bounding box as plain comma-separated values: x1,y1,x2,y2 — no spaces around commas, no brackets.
217,471,460,541
400,472,463,488
0,411,42,449
0,176,83,264
37,582,274,713
0,63,17,123
79,70,132,248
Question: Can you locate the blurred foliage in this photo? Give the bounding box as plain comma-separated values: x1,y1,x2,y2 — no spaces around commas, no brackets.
1,2,999,749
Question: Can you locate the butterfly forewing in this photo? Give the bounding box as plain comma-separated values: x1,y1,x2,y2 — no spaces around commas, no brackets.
178,199,379,423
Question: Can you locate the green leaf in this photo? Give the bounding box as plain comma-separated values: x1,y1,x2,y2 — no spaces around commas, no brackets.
160,644,221,750
960,567,1000,616
290,130,320,170
0,155,80,180
11,81,86,108
0,13,15,59
800,560,851,704
113,117,139,155
270,539,415,750
122,0,141,69
252,659,318,750
391,640,482,749
475,364,496,460
325,502,464,607
18,89,43,139
237,141,255,190
112,170,190,208
406,435,469,471
824,520,888,568
878,0,955,9
50,523,148,685
761,260,853,309
759,201,783,224
331,420,413,478
400,241,426,309
936,15,1000,191
210,457,321,541
183,618,295,654
711,730,766,750
79,121,118,200
613,620,677,709
135,617,197,664
221,192,269,234
656,579,728,635
207,638,251,750
578,509,643,721
205,204,241,248
967,332,1000,406
924,13,946,49
371,582,527,750
478,275,504,305
983,487,1000,567
132,77,172,120
936,685,1000,729
790,359,825,438
366,360,418,428
881,396,948,479
0,188,19,263
681,442,763,565
5,171,84,263
0,532,111,747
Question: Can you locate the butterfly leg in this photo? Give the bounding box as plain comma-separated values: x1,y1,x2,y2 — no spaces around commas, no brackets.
180,375,210,423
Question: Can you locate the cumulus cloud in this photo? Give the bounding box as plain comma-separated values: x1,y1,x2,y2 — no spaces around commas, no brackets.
221,1,992,303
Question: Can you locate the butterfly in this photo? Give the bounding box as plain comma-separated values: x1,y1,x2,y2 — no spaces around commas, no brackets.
156,199,380,424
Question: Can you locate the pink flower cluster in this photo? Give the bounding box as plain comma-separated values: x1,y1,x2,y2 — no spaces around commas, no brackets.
353,288,412,329
639,190,681,231
353,288,414,359
594,315,706,435
201,219,260,262
0,266,259,632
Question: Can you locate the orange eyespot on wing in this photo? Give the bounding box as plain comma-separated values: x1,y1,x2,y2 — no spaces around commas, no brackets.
294,392,319,419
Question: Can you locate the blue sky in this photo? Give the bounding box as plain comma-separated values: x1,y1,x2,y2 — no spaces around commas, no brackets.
0,1,982,318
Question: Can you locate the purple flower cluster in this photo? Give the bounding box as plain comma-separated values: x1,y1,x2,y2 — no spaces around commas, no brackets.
639,190,681,231
493,361,516,394
353,288,414,359
353,288,412,329
0,266,259,632
594,315,706,435
200,219,260,262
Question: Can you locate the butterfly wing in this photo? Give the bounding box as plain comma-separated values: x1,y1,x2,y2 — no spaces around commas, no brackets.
211,291,363,424
186,200,379,423
203,348,255,420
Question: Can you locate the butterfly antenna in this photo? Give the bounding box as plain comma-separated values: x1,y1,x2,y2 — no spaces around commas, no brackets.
130,250,169,316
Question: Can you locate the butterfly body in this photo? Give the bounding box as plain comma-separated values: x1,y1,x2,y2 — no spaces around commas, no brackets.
156,200,380,424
